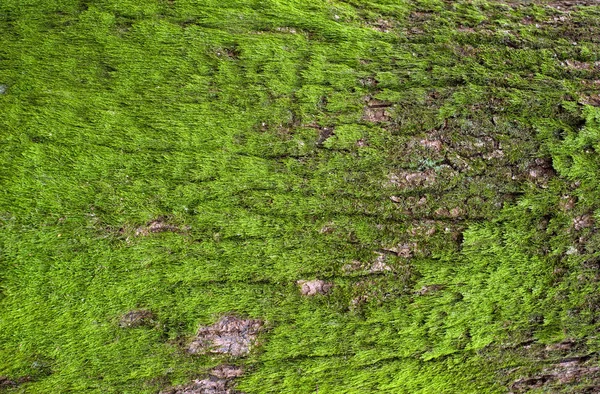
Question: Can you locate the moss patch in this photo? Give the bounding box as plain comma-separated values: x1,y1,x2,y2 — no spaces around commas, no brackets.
1,0,600,393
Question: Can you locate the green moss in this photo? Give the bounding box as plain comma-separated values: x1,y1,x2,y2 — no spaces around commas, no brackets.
1,1,600,393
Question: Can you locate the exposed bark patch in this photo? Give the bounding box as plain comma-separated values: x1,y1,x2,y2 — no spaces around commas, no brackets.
408,220,438,237
188,316,263,357
545,1,599,11
350,281,375,310
457,26,476,33
342,253,395,274
445,153,471,172
434,207,464,218
387,170,436,188
510,358,600,393
526,158,556,186
350,279,378,309
449,207,464,218
369,260,392,273
134,218,188,236
389,195,402,204
297,279,333,296
319,222,335,234
215,47,240,60
573,214,594,231
452,136,496,158
274,26,297,34
409,11,432,24
349,274,411,309
582,80,600,88
419,139,443,152
119,309,156,328
209,365,244,379
0,376,32,388
380,243,416,258
563,59,596,71
395,195,429,215
483,149,505,160
356,138,368,147
359,77,378,88
366,18,395,33
560,195,576,211
315,126,335,146
369,253,393,273
362,97,392,123
580,93,600,107
363,107,391,123
454,45,479,57
160,366,244,394
0,376,17,388
342,260,363,273
416,284,446,296
545,339,577,352
510,374,555,392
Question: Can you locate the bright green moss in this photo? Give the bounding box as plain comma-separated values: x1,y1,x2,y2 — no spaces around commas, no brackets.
1,1,600,393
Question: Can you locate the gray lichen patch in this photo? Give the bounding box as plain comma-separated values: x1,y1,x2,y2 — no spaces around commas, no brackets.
188,316,263,357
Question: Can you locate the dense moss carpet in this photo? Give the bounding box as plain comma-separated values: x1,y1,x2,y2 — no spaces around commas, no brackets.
1,0,600,392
